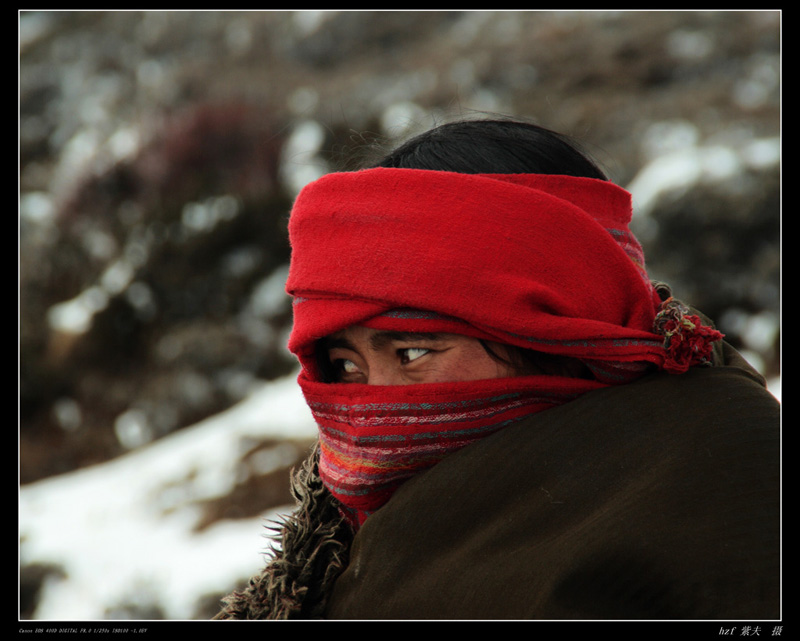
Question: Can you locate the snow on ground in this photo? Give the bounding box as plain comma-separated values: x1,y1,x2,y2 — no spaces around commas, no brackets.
626,124,780,219
20,371,317,621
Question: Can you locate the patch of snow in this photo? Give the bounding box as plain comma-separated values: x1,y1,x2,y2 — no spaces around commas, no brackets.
627,134,780,218
20,371,316,620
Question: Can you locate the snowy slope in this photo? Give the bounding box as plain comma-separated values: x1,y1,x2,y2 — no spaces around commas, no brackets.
20,372,317,621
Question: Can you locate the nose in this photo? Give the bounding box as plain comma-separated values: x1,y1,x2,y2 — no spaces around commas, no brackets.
365,364,405,386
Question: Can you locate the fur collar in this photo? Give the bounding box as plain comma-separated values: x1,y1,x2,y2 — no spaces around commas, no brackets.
214,443,352,619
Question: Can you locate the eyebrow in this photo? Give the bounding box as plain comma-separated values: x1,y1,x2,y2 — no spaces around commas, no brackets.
368,331,443,351
323,331,444,353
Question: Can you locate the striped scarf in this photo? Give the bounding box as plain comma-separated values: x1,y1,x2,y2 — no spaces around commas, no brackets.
299,362,605,527
285,168,723,528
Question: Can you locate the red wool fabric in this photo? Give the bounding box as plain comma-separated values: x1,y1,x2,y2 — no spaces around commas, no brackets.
287,168,666,376
301,370,606,527
284,168,723,526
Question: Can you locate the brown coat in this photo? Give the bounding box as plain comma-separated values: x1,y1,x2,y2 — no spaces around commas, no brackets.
325,345,780,619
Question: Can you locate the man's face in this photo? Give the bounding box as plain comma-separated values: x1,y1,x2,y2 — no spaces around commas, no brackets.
322,325,515,385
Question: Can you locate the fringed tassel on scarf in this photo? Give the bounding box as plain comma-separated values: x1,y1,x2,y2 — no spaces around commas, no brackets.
653,295,724,374
214,443,353,620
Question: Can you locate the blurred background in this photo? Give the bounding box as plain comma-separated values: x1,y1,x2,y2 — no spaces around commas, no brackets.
19,10,780,621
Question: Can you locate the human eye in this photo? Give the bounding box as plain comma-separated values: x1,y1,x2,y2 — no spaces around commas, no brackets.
332,358,363,380
339,358,360,373
399,347,431,365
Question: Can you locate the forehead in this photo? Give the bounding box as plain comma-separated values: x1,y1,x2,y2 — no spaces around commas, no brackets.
326,326,452,350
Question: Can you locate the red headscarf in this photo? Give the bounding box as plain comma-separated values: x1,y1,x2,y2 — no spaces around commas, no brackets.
286,168,702,375
284,168,722,526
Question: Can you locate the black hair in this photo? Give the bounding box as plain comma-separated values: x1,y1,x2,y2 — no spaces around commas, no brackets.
367,118,608,180
478,339,593,380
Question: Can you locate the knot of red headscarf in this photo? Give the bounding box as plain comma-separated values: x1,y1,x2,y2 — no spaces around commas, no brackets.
654,296,724,374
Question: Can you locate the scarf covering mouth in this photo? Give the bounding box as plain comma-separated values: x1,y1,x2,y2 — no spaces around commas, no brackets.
299,371,607,527
284,168,723,526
